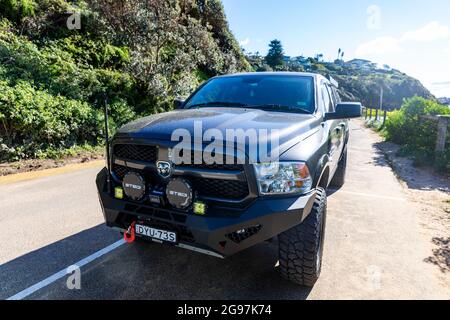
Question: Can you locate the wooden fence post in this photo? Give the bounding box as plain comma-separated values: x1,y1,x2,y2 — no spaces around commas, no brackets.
436,115,450,153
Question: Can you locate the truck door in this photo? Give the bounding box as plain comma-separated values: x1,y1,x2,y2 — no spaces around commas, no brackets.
326,84,345,165
320,81,341,175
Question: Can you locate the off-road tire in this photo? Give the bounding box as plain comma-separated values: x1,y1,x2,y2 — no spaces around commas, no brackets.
278,187,327,287
330,148,347,188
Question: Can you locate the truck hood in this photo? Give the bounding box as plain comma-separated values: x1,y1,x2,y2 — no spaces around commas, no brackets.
116,107,321,155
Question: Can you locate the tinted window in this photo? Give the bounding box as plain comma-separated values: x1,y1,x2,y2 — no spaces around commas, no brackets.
332,87,342,103
326,84,336,112
321,83,333,112
185,75,315,113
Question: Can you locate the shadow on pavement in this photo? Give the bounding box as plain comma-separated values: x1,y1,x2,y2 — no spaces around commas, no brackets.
424,237,450,274
370,141,450,275
371,143,391,168
372,141,449,192
2,224,312,300
36,238,312,300
0,224,119,299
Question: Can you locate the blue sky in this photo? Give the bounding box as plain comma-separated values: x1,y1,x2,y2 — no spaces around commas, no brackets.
222,0,450,97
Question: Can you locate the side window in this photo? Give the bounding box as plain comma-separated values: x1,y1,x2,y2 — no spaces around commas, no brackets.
332,87,342,103
321,83,333,113
326,84,336,112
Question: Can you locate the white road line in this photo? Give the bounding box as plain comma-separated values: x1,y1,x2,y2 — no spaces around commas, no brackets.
332,190,407,202
7,239,126,300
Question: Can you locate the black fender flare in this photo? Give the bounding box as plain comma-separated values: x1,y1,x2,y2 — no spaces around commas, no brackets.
313,154,331,188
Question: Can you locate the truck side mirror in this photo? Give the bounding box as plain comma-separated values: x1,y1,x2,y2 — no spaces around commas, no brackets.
174,99,185,109
324,102,362,121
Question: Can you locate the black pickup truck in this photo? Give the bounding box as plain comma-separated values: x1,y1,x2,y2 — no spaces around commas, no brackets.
96,72,361,286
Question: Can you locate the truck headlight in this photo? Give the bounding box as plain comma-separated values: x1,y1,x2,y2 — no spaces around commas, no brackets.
254,162,312,195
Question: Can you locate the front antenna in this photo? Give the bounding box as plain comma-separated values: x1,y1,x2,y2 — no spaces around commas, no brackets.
104,95,112,194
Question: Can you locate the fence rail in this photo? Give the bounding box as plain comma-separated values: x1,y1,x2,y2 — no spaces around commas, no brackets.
364,107,388,127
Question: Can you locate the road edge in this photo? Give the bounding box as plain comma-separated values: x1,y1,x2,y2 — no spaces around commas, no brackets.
0,160,105,185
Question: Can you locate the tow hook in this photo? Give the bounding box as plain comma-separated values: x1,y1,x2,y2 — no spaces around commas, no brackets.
124,221,136,244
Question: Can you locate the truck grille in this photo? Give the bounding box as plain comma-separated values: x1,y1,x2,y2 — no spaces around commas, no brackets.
189,177,249,200
112,142,251,202
113,164,248,200
176,152,245,171
114,144,157,162
113,144,244,171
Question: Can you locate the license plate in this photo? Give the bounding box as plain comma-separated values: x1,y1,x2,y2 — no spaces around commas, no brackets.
135,224,177,243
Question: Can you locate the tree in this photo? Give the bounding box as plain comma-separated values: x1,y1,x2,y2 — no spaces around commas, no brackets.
88,0,249,111
265,39,284,70
337,48,345,61
315,53,324,62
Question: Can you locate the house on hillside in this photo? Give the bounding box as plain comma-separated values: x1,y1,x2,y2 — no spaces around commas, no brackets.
293,56,311,68
347,59,376,71
437,97,450,107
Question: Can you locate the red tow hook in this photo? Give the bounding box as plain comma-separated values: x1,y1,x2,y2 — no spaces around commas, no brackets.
124,221,136,244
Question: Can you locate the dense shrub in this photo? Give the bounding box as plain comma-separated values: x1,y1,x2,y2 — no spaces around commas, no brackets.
0,1,251,162
0,23,136,104
0,80,100,161
0,0,35,23
384,96,450,172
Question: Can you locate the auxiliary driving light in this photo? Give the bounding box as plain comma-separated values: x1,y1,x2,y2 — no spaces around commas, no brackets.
193,201,207,215
114,187,124,199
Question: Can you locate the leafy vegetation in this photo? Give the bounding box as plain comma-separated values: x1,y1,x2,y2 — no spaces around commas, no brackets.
265,39,284,70
383,97,450,172
0,0,250,162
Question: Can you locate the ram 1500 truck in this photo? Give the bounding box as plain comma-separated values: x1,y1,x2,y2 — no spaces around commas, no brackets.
96,72,361,286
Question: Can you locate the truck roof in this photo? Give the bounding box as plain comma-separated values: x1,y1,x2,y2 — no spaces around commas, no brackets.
216,71,325,80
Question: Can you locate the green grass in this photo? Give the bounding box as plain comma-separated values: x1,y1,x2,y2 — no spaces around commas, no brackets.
35,143,104,160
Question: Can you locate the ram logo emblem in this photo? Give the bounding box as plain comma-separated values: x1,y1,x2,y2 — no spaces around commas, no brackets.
156,161,172,179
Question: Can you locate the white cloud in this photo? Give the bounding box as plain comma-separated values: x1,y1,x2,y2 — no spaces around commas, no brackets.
239,38,250,46
356,21,450,58
353,22,450,96
355,36,401,57
401,21,450,42
429,81,450,97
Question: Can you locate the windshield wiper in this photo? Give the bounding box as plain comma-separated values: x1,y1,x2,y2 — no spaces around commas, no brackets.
188,102,249,109
246,104,312,114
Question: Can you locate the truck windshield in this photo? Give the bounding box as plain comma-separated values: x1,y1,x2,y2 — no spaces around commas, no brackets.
185,75,315,113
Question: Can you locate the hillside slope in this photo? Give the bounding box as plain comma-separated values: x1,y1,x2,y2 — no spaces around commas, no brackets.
247,54,434,108
322,60,434,108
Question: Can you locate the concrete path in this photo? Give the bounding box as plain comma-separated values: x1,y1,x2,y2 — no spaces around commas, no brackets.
0,120,448,299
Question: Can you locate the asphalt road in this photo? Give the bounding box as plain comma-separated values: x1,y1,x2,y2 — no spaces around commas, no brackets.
0,121,448,300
